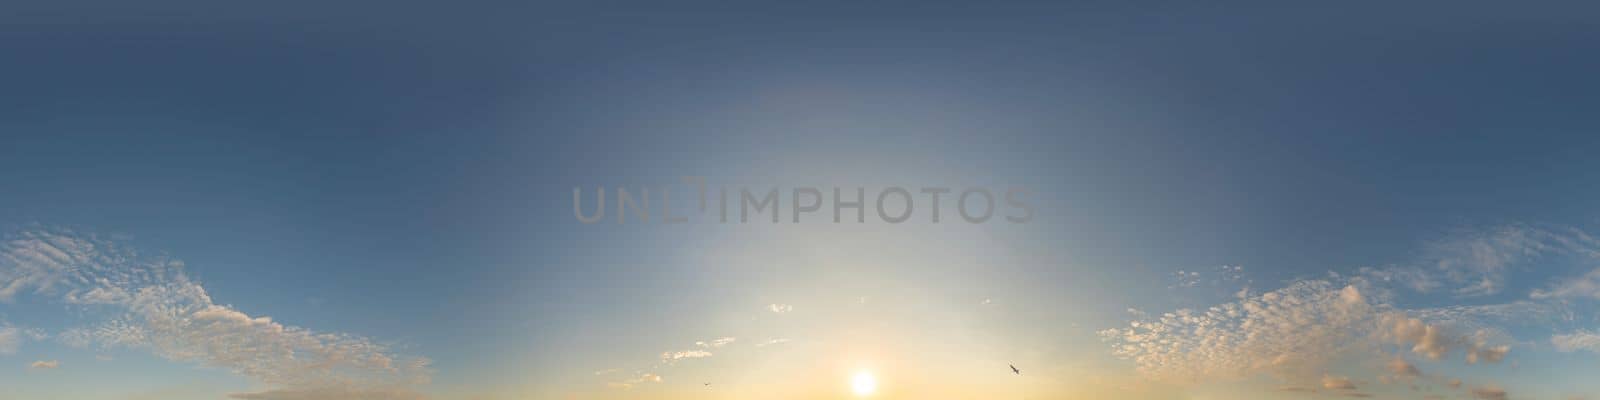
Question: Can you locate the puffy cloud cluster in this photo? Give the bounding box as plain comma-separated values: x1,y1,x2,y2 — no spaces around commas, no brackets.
1099,281,1380,381
1101,224,1600,398
768,303,793,313
1380,315,1509,364
1100,278,1514,384
0,229,430,397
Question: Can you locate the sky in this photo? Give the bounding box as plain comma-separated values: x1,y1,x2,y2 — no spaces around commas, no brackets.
4,1,1600,399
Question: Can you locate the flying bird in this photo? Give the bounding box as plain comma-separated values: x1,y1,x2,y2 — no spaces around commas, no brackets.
1010,364,1021,375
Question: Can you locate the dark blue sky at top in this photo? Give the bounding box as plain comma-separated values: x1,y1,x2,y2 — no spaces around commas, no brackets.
5,0,1600,381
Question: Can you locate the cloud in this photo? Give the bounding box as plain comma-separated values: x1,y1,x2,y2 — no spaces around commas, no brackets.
1359,266,1441,293
0,327,18,355
593,368,620,376
1419,224,1576,297
1102,278,1513,384
661,350,713,362
1381,312,1512,365
767,304,792,313
606,372,662,390
1412,224,1600,298
1409,301,1560,329
1386,357,1420,377
611,335,743,389
695,337,735,348
1552,331,1600,353
57,328,90,349
1100,281,1383,381
0,229,431,394
226,388,427,400
1171,270,1202,288
755,338,790,347
1470,385,1509,400
1467,344,1509,364
29,360,59,369
1322,375,1357,390
1342,393,1374,398
1383,316,1453,360
1532,267,1600,300
1276,386,1318,393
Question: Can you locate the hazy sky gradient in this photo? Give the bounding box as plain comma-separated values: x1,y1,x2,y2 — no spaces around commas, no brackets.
5,1,1600,399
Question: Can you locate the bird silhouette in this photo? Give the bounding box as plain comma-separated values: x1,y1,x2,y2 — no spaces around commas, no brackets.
1010,364,1021,375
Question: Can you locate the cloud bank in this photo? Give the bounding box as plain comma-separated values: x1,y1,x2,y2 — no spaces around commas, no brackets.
0,228,431,398
1099,224,1600,397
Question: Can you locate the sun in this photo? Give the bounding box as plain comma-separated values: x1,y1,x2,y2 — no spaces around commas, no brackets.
851,370,878,397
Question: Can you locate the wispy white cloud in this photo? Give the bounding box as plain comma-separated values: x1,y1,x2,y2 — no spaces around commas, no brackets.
1532,267,1600,300
1552,331,1600,354
660,350,713,362
606,372,662,390
695,337,735,348
755,338,790,347
29,360,59,369
0,229,431,395
1418,224,1598,297
1359,265,1441,293
767,303,792,313
0,326,18,355
662,336,733,363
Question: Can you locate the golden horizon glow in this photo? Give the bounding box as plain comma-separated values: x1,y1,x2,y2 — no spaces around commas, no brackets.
851,370,878,397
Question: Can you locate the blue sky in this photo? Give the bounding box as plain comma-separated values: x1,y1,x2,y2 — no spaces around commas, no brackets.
4,1,1600,399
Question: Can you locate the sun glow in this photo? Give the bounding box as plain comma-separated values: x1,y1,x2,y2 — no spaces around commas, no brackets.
851,370,878,397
